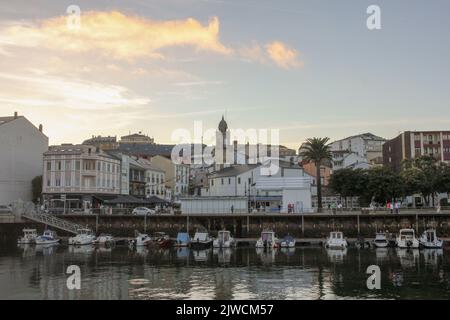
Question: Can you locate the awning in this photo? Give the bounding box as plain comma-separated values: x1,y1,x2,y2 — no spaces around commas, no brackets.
146,196,170,204
104,195,149,205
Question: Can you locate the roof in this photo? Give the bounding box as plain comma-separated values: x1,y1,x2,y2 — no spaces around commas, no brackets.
209,164,258,178
117,143,175,156
0,116,19,126
332,132,386,144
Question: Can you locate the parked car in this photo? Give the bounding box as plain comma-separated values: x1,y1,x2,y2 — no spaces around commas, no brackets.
132,207,156,215
0,204,12,215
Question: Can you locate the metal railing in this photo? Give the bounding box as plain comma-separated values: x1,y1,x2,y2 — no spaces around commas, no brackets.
12,201,87,234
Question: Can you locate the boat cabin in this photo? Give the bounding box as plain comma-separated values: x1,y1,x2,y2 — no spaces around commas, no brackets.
330,232,343,240
77,228,92,235
176,232,190,243
193,232,209,241
218,231,231,242
261,231,275,242
424,230,436,242
23,229,37,236
399,229,415,240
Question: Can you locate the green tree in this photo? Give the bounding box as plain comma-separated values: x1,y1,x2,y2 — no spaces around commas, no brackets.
300,137,332,212
365,167,403,204
31,175,42,204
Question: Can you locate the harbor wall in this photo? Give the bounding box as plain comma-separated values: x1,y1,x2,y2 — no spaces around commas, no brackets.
1,212,450,239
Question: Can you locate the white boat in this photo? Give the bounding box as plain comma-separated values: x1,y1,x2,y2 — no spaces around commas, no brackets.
93,234,115,246
280,235,295,248
35,230,60,245
256,231,279,248
191,231,213,248
325,231,347,249
17,229,38,244
419,229,443,248
68,228,96,245
373,232,389,248
134,233,152,246
213,230,235,248
396,229,419,249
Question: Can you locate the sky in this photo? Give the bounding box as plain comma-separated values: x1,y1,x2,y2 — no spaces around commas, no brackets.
0,0,449,150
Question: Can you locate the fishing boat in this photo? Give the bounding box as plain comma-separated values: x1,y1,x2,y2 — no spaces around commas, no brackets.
152,232,173,248
190,231,213,249
17,229,38,244
280,235,295,248
174,232,191,247
93,234,115,246
373,232,389,248
419,229,443,248
324,231,347,249
35,230,60,245
396,229,419,249
256,231,279,249
213,230,235,248
68,228,96,245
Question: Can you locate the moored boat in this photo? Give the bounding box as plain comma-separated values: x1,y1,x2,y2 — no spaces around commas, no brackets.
93,234,115,246
373,232,389,248
134,233,152,246
396,229,419,249
174,232,191,247
190,231,213,249
280,235,295,248
35,230,60,245
256,231,279,249
325,231,347,249
68,228,96,245
152,232,173,248
419,229,443,248
17,229,38,244
213,230,235,248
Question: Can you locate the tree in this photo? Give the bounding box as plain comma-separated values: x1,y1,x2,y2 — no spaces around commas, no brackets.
300,137,332,212
31,175,42,204
365,167,403,204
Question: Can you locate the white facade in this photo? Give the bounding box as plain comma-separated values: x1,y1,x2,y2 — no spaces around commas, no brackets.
0,114,48,204
137,158,166,198
328,133,385,170
42,144,121,195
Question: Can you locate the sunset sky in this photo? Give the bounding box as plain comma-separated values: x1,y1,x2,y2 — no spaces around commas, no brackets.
0,0,449,149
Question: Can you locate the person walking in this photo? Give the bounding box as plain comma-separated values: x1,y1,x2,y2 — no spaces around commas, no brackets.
231,205,234,214
395,201,401,214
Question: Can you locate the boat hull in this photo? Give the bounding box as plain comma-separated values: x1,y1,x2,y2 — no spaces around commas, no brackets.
35,239,60,245
396,239,419,249
190,240,212,249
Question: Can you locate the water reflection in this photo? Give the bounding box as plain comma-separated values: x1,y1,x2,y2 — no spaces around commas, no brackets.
2,244,450,300
326,248,347,264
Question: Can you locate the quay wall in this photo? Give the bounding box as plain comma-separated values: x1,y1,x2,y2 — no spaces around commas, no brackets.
1,212,450,239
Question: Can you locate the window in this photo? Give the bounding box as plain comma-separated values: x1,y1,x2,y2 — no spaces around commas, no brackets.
65,161,71,170
46,161,51,171
211,180,214,186
47,179,51,187
75,161,80,170
221,178,224,185
228,178,231,184
56,161,62,171
238,177,241,184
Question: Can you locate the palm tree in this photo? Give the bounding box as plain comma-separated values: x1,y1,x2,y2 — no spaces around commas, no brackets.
300,137,332,212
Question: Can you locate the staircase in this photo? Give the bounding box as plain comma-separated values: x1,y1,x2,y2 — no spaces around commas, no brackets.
13,201,87,235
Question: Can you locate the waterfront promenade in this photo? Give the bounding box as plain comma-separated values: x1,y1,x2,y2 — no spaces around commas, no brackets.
2,208,449,239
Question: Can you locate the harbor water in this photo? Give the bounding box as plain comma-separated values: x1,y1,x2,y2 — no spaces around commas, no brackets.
0,240,449,299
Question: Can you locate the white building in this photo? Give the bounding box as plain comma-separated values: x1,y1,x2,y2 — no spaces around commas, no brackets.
42,144,121,209
197,159,312,213
0,113,48,204
328,133,385,170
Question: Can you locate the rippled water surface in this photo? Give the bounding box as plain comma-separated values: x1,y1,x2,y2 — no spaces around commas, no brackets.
0,241,449,299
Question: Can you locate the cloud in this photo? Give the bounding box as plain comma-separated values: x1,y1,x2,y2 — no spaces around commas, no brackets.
0,11,232,60
0,71,150,110
265,41,303,69
238,41,303,69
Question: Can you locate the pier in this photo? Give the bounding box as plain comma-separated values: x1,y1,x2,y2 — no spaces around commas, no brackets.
2,206,450,239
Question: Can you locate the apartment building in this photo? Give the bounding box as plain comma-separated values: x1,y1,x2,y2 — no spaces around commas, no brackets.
151,155,190,200
137,158,166,199
383,130,450,171
42,144,121,209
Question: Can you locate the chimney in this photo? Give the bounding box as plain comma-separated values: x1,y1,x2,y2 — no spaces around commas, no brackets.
14,111,18,119
39,124,43,132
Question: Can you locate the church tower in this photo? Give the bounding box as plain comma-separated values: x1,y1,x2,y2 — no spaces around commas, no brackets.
216,115,229,170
